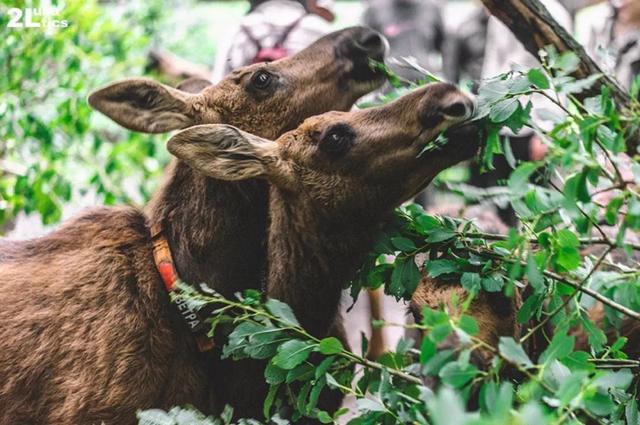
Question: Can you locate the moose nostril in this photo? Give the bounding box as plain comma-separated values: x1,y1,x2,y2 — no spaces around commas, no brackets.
354,29,387,60
442,101,470,119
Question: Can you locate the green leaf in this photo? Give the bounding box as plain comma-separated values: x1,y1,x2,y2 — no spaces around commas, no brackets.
555,246,581,271
325,373,341,389
264,362,287,385
503,135,517,169
564,172,590,204
489,98,519,123
555,51,580,74
245,328,287,359
561,73,602,94
605,195,624,225
439,361,478,388
430,323,453,344
594,370,633,390
478,78,511,104
539,332,574,364
458,315,479,336
481,382,514,418
318,337,344,355
556,372,585,406
391,236,417,251
316,411,333,424
499,337,533,368
580,312,607,353
584,391,615,416
314,356,336,380
426,259,460,278
508,162,540,195
527,68,550,89
517,293,542,324
416,214,441,232
426,387,469,425
265,298,300,327
136,410,173,425
426,228,457,243
263,384,279,419
626,399,639,425
563,351,594,371
306,375,326,413
461,272,481,292
286,363,314,383
420,336,437,364
389,257,421,298
481,274,504,292
526,255,545,294
554,230,581,271
272,340,315,370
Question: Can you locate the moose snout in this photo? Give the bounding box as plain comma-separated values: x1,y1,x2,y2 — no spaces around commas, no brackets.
440,95,476,121
418,86,476,129
336,27,388,65
352,28,388,62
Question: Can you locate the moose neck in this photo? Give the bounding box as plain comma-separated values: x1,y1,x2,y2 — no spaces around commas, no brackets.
147,160,269,298
266,189,382,337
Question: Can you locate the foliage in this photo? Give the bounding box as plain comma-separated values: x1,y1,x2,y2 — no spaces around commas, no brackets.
140,47,640,424
0,0,168,229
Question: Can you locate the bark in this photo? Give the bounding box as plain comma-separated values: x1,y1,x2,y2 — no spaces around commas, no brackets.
480,0,639,155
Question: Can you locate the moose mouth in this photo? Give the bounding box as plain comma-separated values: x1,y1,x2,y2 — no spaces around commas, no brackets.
416,120,482,164
407,120,482,198
337,29,389,92
439,121,483,162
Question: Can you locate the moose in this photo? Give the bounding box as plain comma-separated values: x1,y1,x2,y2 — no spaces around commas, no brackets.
0,27,387,425
166,83,477,419
410,274,522,365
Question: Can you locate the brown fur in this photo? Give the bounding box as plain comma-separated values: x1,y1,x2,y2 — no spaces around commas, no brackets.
410,274,522,365
0,208,217,424
0,27,386,424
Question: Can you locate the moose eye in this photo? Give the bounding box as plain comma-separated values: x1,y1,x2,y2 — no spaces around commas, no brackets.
319,125,355,156
251,70,273,90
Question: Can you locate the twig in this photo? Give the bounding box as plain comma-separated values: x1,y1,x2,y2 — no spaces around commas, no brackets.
521,246,613,343
462,231,640,252
465,246,640,322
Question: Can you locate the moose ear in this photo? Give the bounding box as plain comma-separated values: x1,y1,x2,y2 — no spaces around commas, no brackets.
167,124,287,182
88,78,209,133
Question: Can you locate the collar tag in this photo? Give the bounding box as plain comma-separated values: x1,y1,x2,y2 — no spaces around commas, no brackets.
151,223,214,352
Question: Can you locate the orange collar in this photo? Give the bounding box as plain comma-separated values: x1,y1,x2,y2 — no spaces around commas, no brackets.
151,223,214,352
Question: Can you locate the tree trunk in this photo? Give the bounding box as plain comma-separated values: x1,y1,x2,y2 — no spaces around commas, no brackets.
479,0,639,155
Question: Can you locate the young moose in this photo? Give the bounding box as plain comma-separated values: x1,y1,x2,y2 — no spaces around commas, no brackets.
0,27,386,425
168,84,477,365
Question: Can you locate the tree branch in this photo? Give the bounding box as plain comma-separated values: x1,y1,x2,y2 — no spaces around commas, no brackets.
479,0,639,155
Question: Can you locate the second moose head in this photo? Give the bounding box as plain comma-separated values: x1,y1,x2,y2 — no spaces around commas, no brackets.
88,26,387,139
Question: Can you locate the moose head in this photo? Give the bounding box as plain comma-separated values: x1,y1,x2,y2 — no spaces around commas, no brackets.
88,27,387,139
